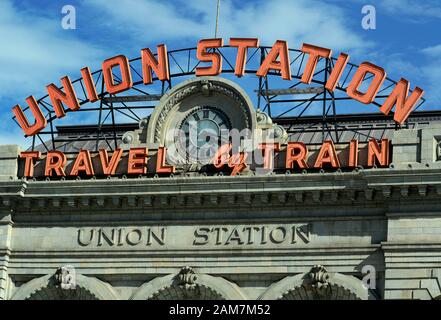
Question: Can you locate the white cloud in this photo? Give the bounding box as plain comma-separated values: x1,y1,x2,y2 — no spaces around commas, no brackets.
420,45,441,106
0,0,372,105
0,0,105,101
86,0,212,44
4,0,437,148
381,0,441,19
421,44,441,57
378,45,441,108
88,0,371,54
0,0,107,148
218,0,371,53
383,53,422,80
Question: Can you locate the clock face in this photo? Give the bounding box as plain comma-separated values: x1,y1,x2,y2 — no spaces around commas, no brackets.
175,106,232,164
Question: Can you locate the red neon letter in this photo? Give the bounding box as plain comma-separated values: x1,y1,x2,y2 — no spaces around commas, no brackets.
228,152,248,176
368,139,390,167
196,38,224,76
325,53,349,91
128,148,148,175
301,43,332,84
212,144,247,176
379,79,424,125
213,143,231,168
141,44,170,84
12,96,47,136
20,151,41,177
80,67,99,102
257,40,291,80
156,147,175,174
348,140,359,167
69,150,94,176
258,143,280,170
102,55,133,94
314,140,340,168
285,142,308,169
346,62,386,104
229,38,259,77
99,149,123,175
47,76,80,119
45,151,66,177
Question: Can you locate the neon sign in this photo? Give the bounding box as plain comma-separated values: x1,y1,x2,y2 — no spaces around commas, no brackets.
12,38,424,137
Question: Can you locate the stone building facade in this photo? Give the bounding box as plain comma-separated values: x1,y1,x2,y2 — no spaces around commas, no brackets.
1,76,441,300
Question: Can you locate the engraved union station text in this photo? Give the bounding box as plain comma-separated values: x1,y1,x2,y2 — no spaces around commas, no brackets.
77,224,311,247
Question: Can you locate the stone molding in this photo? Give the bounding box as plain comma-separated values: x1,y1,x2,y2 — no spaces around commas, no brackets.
130,268,247,300
413,269,441,300
2,169,441,211
258,266,368,300
10,271,119,300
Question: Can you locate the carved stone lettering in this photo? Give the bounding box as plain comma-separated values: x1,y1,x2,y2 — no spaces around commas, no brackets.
77,224,312,248
193,224,311,246
78,227,166,247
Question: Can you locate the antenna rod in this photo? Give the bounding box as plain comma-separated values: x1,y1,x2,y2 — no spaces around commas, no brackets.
214,0,220,38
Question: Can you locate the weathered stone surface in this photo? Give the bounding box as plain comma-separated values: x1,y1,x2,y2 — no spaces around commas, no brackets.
0,145,20,181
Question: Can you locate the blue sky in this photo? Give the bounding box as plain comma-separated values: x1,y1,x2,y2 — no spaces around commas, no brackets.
1,0,441,148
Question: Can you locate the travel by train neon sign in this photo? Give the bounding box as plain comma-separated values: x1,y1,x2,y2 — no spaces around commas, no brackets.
19,139,389,178
12,37,424,137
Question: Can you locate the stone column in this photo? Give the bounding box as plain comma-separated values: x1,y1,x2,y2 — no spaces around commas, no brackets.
0,145,20,299
386,127,441,299
391,124,441,169
0,145,20,180
0,213,12,300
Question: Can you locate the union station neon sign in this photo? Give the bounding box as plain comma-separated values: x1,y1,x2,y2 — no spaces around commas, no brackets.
13,37,424,136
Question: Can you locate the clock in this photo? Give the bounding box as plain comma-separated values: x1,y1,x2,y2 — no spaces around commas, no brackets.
175,106,232,164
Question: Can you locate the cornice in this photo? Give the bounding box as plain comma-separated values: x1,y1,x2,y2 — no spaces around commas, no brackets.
0,168,440,211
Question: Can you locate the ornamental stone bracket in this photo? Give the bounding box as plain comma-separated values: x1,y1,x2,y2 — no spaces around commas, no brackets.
255,109,288,145
175,266,198,291
54,266,76,290
120,117,149,148
304,265,330,293
292,265,334,299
